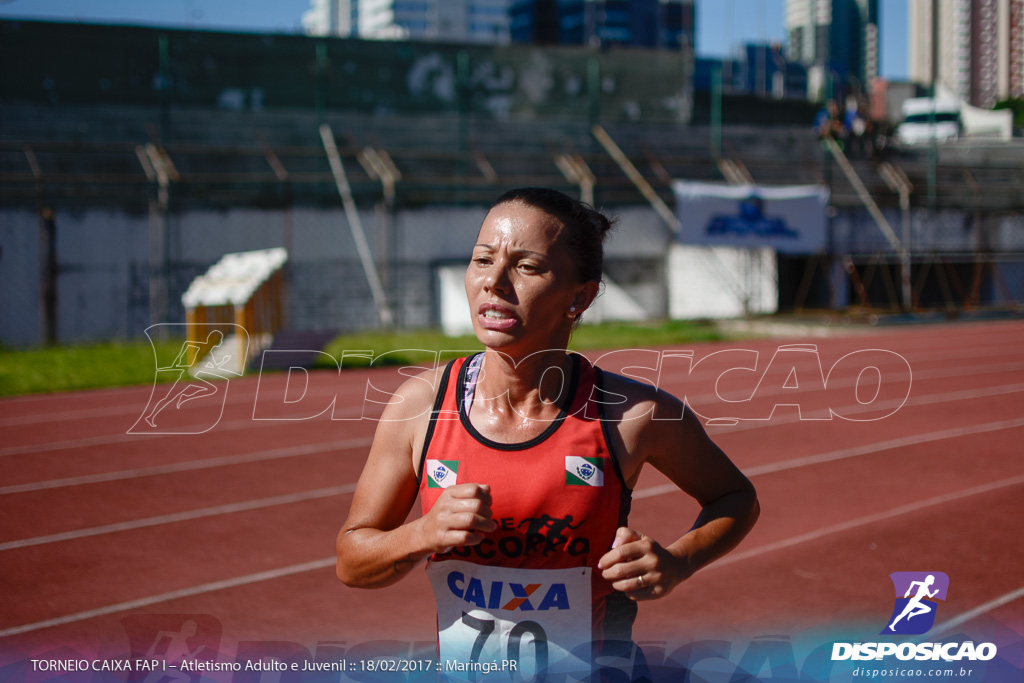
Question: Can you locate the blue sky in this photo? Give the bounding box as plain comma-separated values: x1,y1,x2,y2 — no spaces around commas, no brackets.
0,0,908,79
696,0,908,79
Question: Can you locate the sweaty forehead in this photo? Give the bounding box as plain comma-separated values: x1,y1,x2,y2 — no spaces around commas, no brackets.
476,202,565,249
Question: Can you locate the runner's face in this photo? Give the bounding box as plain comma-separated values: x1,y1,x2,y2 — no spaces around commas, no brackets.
466,202,587,352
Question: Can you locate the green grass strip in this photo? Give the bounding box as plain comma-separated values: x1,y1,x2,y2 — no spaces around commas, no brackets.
0,320,725,397
0,340,187,397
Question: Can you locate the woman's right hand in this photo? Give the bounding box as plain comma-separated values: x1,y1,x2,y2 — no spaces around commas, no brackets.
418,483,498,553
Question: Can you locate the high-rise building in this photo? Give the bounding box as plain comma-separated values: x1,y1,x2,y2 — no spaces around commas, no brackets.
508,0,695,50
303,0,512,43
303,0,360,36
909,0,972,102
1013,0,1024,97
785,0,879,96
909,0,1024,107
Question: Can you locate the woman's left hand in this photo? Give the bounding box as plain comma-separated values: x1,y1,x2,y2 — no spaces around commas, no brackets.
597,527,692,601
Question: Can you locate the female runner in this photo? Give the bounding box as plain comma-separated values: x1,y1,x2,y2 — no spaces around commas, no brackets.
336,187,759,679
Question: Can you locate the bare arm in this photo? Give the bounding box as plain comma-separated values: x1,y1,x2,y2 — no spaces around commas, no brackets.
336,370,497,588
597,375,759,600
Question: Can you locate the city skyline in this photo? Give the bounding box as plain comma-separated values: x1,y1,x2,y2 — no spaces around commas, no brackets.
0,0,908,79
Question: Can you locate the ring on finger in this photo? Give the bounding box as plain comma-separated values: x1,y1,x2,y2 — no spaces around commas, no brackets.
636,575,645,589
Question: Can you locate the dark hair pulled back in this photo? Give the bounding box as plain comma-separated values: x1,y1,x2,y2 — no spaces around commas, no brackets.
491,187,615,284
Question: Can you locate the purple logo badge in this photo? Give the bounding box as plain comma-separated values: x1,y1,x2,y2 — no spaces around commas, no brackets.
881,571,949,635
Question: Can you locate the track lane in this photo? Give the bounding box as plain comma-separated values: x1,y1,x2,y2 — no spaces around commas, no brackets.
1,320,1021,663
3,349,1019,491
3,372,1019,550
633,482,1024,639
3,399,1020,642
4,320,1021,438
4,476,1020,657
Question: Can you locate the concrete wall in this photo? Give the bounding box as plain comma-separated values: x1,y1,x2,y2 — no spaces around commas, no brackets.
5,199,1018,347
0,203,672,347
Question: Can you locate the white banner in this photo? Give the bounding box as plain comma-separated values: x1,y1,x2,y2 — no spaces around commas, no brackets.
672,181,829,254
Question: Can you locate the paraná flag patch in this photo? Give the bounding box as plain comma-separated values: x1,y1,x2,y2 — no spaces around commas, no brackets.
426,459,459,488
565,456,603,486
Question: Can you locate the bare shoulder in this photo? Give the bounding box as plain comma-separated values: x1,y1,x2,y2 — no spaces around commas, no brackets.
598,369,706,486
380,363,447,420
340,361,455,539
599,370,686,427
368,359,456,476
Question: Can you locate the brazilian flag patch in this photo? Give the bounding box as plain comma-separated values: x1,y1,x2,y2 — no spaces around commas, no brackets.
426,459,459,488
565,456,604,487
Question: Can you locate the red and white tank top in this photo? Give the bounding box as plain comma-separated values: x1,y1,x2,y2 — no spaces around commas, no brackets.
418,353,635,676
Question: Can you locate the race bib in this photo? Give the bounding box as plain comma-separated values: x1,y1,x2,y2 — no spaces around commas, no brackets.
426,560,592,680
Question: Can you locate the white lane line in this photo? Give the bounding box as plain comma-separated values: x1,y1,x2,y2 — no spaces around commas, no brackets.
0,407,366,458
743,416,1024,477
3,327,1021,423
0,403,167,427
4,350,1023,441
657,353,1024,394
0,388,372,428
632,417,1024,500
0,437,372,495
905,360,1024,381
0,384,164,405
4,383,1022,498
925,586,1024,639
0,417,268,458
708,474,1024,569
0,557,337,640
9,415,1019,551
7,415,1020,550
678,360,1024,413
2,358,1015,475
0,484,357,552
0,400,316,428
4,476,1021,640
701,382,1024,434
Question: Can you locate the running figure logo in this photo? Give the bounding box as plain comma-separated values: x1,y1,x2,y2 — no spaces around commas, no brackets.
881,571,949,635
128,323,248,435
120,613,221,683
518,515,583,546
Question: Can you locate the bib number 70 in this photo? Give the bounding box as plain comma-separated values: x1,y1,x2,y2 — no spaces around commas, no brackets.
462,612,548,679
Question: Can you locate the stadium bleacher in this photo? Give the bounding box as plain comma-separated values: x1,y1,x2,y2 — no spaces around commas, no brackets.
2,19,1023,346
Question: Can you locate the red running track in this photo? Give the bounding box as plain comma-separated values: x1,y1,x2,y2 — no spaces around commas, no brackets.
0,320,1022,666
